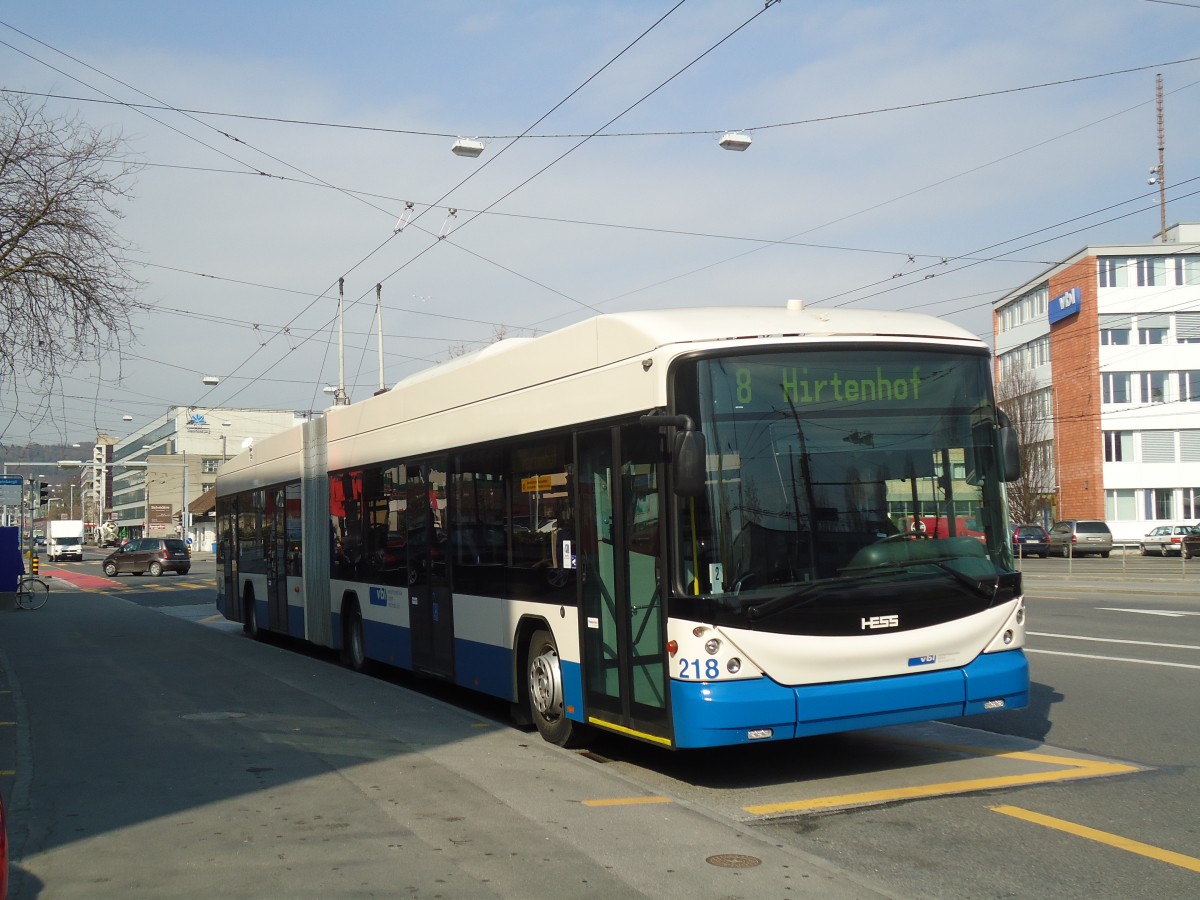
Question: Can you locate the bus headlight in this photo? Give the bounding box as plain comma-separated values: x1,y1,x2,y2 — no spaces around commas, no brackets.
1002,629,1014,645
727,658,741,674
704,638,721,655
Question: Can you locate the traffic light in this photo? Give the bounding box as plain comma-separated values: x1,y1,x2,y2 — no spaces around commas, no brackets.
38,481,50,504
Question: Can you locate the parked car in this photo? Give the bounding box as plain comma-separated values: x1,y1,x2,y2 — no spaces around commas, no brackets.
1047,519,1113,558
1138,523,1196,556
101,537,191,576
1179,525,1200,560
1011,524,1050,558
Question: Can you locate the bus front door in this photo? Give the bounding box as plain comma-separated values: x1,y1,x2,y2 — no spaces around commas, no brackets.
265,487,289,632
406,460,454,679
578,425,671,746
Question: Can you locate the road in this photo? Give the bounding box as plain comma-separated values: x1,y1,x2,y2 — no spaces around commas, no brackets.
1,551,1196,897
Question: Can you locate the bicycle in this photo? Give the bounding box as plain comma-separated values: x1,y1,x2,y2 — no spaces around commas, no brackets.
15,574,50,610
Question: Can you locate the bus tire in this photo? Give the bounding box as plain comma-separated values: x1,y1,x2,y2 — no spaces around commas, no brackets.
340,599,367,673
527,629,583,747
243,593,259,639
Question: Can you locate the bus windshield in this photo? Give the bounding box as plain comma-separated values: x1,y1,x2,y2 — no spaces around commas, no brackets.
673,347,1017,629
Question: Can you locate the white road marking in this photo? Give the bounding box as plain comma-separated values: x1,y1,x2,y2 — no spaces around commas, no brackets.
1028,631,1200,651
1026,649,1200,670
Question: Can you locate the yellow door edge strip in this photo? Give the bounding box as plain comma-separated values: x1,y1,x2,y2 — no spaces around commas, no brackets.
586,716,673,747
582,796,674,808
991,805,1200,874
744,755,1139,816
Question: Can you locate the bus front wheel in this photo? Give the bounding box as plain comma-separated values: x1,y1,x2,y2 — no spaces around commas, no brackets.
341,600,367,673
243,595,259,639
527,630,583,747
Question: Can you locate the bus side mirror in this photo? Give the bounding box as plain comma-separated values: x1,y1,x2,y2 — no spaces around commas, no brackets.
1000,424,1021,482
639,412,707,497
674,430,707,497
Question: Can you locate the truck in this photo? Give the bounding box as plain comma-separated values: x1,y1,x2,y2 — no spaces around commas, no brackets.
47,519,85,562
98,520,120,548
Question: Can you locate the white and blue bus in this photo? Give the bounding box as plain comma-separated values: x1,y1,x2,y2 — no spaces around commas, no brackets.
215,303,1028,749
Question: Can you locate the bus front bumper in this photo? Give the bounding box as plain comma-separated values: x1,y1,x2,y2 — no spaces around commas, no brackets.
669,649,1028,749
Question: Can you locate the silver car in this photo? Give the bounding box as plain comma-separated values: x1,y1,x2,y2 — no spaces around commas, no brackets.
1139,523,1195,556
1048,519,1113,558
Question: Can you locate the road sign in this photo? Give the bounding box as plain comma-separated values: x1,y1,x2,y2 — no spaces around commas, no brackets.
0,474,24,506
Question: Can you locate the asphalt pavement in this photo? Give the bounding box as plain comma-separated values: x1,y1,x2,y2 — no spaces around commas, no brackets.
0,585,895,899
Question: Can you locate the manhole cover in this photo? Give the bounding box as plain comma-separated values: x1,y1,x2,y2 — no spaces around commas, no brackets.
180,711,247,721
706,853,762,869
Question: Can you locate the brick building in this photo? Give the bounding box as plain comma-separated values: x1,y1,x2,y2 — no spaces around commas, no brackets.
993,223,1200,542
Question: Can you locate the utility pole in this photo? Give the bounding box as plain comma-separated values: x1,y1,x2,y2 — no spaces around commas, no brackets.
337,276,348,405
375,283,387,396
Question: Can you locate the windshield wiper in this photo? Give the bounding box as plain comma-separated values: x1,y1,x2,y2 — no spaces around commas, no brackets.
744,581,830,620
850,557,999,601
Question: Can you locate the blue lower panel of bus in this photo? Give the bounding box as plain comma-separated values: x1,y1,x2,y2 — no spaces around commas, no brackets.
454,637,518,702
670,650,1029,749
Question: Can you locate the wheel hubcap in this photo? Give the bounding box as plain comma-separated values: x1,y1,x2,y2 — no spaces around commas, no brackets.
529,648,562,719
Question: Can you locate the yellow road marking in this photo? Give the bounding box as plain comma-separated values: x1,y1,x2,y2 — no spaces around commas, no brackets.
0,770,13,776
992,805,1200,873
200,614,224,623
586,716,673,747
743,750,1138,816
582,796,673,808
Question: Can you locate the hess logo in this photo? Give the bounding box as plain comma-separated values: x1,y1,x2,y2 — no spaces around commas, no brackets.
861,614,899,630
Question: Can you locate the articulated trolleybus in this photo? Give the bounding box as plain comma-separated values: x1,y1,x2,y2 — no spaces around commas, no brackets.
216,302,1028,750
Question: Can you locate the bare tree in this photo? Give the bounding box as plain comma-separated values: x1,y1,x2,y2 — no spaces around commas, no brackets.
448,323,517,359
996,356,1056,525
0,95,142,397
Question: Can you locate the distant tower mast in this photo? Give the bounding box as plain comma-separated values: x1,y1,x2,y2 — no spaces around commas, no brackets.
1156,73,1166,242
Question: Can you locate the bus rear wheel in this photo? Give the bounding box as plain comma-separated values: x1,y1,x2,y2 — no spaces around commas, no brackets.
527,630,583,747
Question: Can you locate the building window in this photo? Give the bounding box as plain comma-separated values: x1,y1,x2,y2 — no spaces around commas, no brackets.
1180,431,1200,462
202,458,221,474
1141,431,1175,463
1102,372,1132,404
1183,488,1200,519
1098,258,1128,288
1103,431,1133,462
1178,313,1200,343
1175,255,1200,286
1099,314,1132,345
1139,371,1169,404
1180,372,1200,402
1137,313,1169,344
1136,257,1166,287
1106,489,1136,521
1144,488,1174,520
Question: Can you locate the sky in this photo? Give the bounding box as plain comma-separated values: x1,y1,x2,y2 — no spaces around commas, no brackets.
2,0,1198,447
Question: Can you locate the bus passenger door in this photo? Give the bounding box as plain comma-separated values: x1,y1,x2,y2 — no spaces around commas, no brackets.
407,460,454,679
578,425,671,746
265,487,289,632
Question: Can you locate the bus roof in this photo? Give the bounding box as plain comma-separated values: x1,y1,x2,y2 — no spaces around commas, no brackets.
392,304,983,392
218,304,985,491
